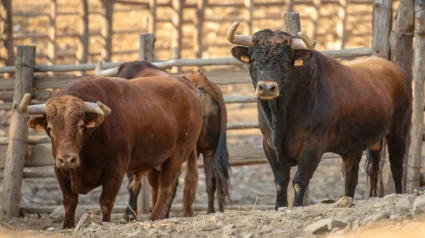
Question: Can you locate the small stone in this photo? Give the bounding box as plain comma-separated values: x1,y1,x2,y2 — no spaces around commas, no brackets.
170,217,179,223
278,207,288,211
46,227,55,231
395,196,417,210
372,211,390,221
285,210,293,214
414,189,420,195
127,228,147,237
223,224,235,230
401,222,422,232
201,224,219,231
352,219,360,230
412,195,425,217
304,219,348,235
321,198,336,204
335,196,353,207
372,202,387,208
242,233,253,238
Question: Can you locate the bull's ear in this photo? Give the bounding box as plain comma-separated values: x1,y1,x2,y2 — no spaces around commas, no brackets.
293,50,313,66
231,46,251,63
85,113,104,128
27,117,46,132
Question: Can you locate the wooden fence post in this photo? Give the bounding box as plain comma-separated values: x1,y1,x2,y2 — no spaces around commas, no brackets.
101,0,113,62
406,0,425,193
0,46,35,219
1,0,14,66
194,0,206,58
137,34,156,216
171,0,184,70
284,12,309,206
390,0,414,193
149,0,157,34
48,0,57,65
77,0,89,67
372,0,393,58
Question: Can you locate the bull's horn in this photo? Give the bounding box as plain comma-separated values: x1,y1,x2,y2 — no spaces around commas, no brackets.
298,32,316,50
226,21,252,46
83,101,111,116
95,60,103,76
19,93,46,115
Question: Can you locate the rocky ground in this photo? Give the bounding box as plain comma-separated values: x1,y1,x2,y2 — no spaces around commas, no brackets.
2,193,425,237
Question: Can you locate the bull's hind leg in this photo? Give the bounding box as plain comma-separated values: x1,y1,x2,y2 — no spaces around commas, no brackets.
201,149,217,213
149,156,183,220
341,152,363,198
122,172,138,223
263,139,291,209
386,133,408,193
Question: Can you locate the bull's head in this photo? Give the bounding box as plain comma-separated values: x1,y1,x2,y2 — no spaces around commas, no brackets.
20,93,111,170
228,21,316,100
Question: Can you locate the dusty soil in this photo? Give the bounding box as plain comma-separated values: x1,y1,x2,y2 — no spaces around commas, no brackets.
3,193,425,238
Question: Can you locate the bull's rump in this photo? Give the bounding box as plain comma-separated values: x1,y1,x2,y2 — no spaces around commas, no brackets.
58,76,203,172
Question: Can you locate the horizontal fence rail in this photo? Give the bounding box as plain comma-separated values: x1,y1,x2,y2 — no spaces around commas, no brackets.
0,47,372,74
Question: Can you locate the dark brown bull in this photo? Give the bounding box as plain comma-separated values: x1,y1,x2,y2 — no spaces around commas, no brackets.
227,21,412,208
20,76,203,228
96,61,230,220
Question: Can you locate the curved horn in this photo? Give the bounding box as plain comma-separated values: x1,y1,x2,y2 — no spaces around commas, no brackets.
297,32,316,50
19,93,46,115
226,21,252,46
95,60,103,76
83,101,111,116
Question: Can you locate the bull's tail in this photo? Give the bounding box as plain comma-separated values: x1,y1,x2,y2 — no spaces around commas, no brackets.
365,142,383,197
213,131,231,208
183,148,198,217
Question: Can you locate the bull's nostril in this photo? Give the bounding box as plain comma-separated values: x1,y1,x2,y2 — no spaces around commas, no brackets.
70,158,75,164
258,85,263,91
59,158,64,164
270,86,276,93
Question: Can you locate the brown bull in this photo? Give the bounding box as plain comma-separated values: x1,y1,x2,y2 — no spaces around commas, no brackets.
20,76,203,228
228,21,411,208
97,61,230,220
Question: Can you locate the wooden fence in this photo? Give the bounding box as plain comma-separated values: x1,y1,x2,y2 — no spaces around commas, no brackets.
0,3,422,219
1,0,377,66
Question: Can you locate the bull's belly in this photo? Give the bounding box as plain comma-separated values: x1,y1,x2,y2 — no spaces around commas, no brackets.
128,146,175,172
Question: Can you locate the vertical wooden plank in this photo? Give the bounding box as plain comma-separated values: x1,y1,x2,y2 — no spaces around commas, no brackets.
77,0,89,66
149,0,157,34
171,0,184,69
0,46,35,219
284,12,301,37
101,0,113,62
284,13,309,206
312,0,322,40
1,0,14,66
137,33,156,215
371,0,393,58
286,0,295,12
338,0,348,49
244,0,253,36
194,0,207,58
390,0,414,193
49,0,57,65
406,0,425,193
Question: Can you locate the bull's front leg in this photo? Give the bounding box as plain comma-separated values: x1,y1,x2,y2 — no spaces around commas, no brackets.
54,167,79,229
263,139,291,209
100,166,126,222
292,146,322,207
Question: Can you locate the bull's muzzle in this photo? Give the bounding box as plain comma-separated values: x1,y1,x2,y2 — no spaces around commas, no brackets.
256,81,279,100
56,154,79,169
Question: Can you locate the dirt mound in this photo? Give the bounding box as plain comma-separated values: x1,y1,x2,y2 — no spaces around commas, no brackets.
2,193,425,237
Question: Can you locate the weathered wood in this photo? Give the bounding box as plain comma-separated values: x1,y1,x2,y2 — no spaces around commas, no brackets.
406,1,425,193
244,0,253,36
48,0,57,64
77,0,89,66
138,33,156,215
139,34,156,62
194,0,207,58
0,46,35,219
224,95,257,104
0,90,52,102
372,0,392,58
284,12,301,36
390,0,414,193
100,0,113,61
338,0,348,48
149,0,157,34
227,122,258,130
171,0,184,61
1,0,15,66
